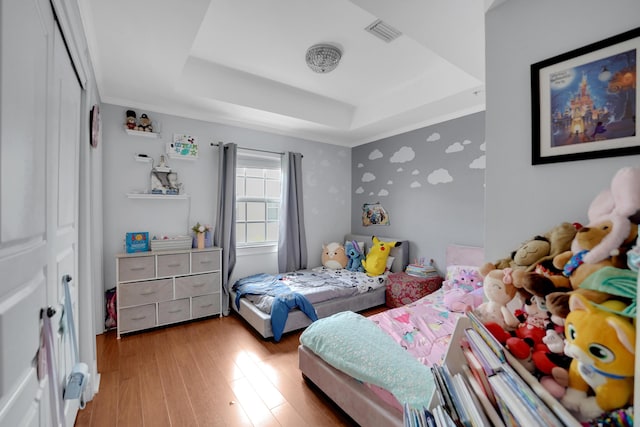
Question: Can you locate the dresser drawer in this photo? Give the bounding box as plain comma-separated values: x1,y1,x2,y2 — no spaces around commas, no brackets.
158,298,190,325
175,273,219,298
119,279,173,307
118,256,155,281
192,250,220,273
192,294,221,318
157,253,189,277
119,304,156,333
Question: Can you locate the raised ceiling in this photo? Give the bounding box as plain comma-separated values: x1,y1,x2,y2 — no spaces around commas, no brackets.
79,0,498,147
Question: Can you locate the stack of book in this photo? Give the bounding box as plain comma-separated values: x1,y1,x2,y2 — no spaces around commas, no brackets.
423,311,575,427
405,258,439,278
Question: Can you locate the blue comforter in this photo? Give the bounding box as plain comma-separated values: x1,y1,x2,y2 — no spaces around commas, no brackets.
233,273,318,341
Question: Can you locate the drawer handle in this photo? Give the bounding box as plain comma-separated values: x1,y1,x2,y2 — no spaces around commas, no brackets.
193,282,206,287
131,266,146,271
199,260,212,264
167,263,182,267
140,289,156,295
131,315,147,321
168,308,183,314
199,303,213,308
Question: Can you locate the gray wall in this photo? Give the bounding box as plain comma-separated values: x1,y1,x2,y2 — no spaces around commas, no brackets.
101,103,351,293
351,112,485,271
484,0,640,262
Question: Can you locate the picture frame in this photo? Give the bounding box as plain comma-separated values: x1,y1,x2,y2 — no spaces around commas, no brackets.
531,27,639,165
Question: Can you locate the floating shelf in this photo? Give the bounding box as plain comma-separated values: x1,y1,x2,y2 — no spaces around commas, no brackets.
126,193,189,200
125,128,160,138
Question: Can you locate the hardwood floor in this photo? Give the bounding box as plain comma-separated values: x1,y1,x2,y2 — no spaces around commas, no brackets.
75,306,388,427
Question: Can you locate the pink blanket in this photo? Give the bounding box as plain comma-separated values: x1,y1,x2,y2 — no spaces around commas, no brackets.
368,288,463,367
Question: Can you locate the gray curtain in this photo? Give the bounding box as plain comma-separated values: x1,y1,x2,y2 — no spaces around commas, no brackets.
278,152,307,272
213,143,237,315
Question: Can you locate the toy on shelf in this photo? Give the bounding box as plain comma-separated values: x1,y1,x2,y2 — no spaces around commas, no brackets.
138,113,153,132
125,109,137,130
561,294,635,421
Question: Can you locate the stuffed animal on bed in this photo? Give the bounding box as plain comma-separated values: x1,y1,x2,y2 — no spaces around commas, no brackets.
442,265,484,312
321,242,348,269
561,294,635,420
345,241,365,272
361,236,400,276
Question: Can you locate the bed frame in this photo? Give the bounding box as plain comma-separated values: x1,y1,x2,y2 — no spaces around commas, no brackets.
230,234,410,339
298,244,484,426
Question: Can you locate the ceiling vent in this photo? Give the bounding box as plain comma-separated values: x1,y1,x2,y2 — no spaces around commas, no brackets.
365,19,402,43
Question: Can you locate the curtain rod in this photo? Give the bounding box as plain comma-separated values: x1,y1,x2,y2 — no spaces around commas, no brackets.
210,141,284,156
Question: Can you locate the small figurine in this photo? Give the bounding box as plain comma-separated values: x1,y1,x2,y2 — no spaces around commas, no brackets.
138,113,153,132
125,110,137,130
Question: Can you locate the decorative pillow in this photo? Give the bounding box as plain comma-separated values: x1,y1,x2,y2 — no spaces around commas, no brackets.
322,242,348,269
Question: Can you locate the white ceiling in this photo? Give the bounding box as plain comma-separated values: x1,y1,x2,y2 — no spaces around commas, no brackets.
79,0,498,147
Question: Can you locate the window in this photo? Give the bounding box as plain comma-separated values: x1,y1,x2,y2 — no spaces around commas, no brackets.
235,151,281,247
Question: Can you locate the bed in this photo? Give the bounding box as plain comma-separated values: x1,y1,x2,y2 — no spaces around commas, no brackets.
230,233,410,340
297,244,485,427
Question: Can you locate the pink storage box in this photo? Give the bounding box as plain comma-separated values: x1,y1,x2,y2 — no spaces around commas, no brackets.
385,272,443,308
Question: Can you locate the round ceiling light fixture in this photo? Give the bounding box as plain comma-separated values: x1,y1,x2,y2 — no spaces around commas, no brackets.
305,44,342,73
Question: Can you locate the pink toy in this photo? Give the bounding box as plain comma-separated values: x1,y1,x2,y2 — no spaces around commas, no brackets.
575,166,640,264
442,265,484,312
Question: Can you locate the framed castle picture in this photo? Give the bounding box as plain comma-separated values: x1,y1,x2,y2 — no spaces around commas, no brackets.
531,27,639,164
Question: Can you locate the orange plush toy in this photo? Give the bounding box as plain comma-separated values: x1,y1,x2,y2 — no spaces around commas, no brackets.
361,236,400,276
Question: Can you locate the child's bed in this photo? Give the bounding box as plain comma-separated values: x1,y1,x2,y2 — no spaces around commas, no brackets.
297,244,485,427
230,234,410,340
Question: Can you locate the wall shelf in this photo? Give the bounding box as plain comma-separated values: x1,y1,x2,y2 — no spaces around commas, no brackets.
125,128,160,138
126,193,189,200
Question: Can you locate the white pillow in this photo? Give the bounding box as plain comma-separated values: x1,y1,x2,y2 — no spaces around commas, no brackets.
386,256,395,271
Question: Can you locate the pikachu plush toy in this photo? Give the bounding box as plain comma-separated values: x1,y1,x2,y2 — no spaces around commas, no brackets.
361,236,400,276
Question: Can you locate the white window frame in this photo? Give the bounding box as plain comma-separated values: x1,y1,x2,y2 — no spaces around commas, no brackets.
235,150,282,250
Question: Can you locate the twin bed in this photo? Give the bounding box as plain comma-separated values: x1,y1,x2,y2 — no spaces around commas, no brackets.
230,233,409,340
298,243,485,427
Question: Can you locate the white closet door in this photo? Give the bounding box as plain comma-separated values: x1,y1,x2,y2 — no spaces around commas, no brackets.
0,0,81,424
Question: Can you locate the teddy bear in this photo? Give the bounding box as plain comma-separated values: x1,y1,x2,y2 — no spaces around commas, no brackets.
480,222,577,277
523,218,637,318
361,236,400,276
125,109,137,130
138,113,153,132
472,268,520,331
561,294,635,421
345,240,365,272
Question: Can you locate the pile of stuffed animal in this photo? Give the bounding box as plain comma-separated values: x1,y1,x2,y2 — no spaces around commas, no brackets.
321,237,400,277
472,166,640,422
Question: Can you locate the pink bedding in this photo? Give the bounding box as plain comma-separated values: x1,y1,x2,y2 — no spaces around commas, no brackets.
368,288,463,367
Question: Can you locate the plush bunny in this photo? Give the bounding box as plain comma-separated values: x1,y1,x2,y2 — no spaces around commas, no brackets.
577,166,640,265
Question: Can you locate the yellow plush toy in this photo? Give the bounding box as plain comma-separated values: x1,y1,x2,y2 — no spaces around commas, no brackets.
561,294,635,421
361,236,400,276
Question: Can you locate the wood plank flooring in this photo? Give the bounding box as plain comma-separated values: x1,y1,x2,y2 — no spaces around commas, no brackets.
75,306,387,427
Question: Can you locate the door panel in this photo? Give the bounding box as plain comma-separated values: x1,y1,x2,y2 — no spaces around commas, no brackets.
0,0,81,425
0,0,47,243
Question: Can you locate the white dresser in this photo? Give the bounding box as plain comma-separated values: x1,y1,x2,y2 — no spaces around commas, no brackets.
115,247,222,338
